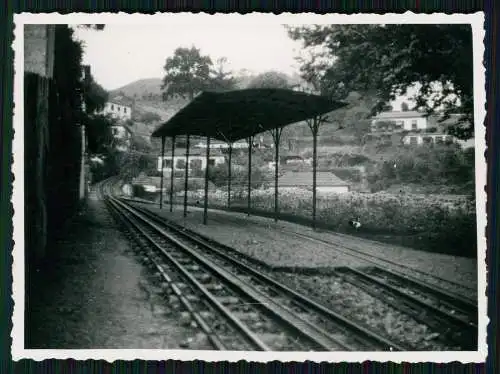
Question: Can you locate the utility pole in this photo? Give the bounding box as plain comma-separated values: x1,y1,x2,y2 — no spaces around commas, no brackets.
79,65,91,200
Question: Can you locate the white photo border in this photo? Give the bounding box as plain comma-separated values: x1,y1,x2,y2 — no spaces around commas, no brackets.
11,11,488,363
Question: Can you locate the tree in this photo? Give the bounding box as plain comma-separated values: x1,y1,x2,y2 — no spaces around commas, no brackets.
161,46,213,101
287,24,474,139
83,76,108,114
84,114,115,154
246,71,291,89
209,57,237,92
79,24,105,30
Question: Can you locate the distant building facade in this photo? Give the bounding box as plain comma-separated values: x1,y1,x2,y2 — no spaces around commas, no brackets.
101,95,133,121
369,111,471,147
157,149,225,174
193,139,251,150
370,111,429,132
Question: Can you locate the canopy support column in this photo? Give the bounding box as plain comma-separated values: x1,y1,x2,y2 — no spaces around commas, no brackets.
247,136,253,216
271,128,283,222
183,135,190,218
203,136,210,225
307,116,321,231
227,143,233,209
169,135,176,212
159,136,166,209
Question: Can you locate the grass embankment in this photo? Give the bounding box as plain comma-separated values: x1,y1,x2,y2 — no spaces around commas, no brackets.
157,188,477,258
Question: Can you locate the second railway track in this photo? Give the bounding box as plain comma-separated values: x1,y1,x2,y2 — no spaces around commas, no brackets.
105,195,410,351
121,196,478,350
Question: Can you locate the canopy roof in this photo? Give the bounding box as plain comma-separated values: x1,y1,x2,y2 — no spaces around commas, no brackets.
151,88,347,142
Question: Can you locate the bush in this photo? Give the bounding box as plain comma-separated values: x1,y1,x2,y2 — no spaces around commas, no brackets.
191,188,476,257
366,144,475,194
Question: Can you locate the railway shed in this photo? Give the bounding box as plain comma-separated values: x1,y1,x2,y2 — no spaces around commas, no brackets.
151,88,347,228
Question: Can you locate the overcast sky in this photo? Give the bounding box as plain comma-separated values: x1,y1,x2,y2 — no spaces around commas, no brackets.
73,23,303,91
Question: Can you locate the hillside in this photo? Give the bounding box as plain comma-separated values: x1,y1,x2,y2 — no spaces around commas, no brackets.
108,72,307,140
110,78,163,98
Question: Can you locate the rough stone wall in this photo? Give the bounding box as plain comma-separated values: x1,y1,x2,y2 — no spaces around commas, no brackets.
24,25,55,264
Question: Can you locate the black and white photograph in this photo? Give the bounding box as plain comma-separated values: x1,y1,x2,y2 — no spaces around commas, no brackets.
12,12,486,362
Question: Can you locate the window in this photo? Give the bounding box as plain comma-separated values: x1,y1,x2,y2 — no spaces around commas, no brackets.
124,107,127,113
409,136,418,145
423,136,432,144
163,159,173,168
411,120,418,130
190,159,202,170
208,158,216,166
111,104,114,110
394,121,404,130
435,136,444,144
176,159,185,169
118,106,121,112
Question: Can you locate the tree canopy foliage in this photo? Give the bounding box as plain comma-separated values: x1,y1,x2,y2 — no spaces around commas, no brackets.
366,144,475,194
78,24,105,30
210,57,237,92
287,24,474,139
83,76,108,113
161,46,237,101
246,71,292,89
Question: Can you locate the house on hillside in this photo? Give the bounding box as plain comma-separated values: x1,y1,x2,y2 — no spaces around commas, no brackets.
157,149,226,175
278,171,350,194
101,95,133,122
281,155,305,165
194,139,230,149
369,111,469,147
370,110,429,132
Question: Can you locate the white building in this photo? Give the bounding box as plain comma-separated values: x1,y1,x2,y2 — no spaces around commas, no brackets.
370,111,473,148
370,111,429,132
157,149,225,174
402,133,455,146
194,139,250,149
100,95,133,122
278,171,350,194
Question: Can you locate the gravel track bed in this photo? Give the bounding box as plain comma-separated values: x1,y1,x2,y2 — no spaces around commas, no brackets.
139,204,375,269
272,272,457,351
127,200,469,350
135,203,477,299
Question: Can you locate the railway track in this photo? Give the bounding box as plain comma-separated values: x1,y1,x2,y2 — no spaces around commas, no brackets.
281,228,477,297
152,203,476,299
334,266,477,349
120,198,478,350
105,195,409,351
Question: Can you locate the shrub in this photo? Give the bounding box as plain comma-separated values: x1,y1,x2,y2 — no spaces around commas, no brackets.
193,188,476,257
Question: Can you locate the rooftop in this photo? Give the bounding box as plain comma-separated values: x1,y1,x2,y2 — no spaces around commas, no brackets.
152,88,347,142
279,171,350,187
372,111,426,120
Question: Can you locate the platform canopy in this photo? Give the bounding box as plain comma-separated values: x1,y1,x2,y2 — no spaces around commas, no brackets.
151,88,348,142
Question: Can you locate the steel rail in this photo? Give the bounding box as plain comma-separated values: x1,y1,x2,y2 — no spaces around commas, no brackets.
110,197,348,351
107,198,272,351
118,198,409,351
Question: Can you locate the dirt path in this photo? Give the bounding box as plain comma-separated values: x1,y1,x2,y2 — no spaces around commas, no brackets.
25,192,206,349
